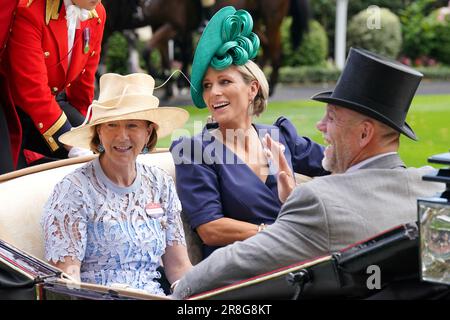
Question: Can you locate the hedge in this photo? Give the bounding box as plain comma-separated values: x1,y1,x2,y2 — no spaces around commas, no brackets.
276,65,450,84
347,8,402,58
281,19,328,66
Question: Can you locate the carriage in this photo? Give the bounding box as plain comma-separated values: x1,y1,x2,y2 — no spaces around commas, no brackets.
1,150,449,300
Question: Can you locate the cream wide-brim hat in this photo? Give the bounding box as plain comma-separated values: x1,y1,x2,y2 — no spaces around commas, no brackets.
59,73,189,150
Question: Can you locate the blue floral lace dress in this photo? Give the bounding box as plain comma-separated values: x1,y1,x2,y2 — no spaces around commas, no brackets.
41,158,186,295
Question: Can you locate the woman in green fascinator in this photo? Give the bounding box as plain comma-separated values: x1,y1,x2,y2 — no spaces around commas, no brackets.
170,6,328,259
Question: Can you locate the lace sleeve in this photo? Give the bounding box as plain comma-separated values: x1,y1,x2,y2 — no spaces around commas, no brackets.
160,173,186,247
41,176,88,264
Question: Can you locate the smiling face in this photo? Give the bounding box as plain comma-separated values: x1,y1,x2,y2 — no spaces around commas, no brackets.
72,0,101,10
316,105,366,173
96,120,153,166
202,66,259,129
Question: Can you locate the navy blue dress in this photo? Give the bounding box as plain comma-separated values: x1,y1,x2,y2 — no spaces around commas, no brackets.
170,116,327,258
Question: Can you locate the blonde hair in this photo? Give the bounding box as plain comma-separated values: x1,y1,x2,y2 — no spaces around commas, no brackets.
235,60,269,117
89,122,158,154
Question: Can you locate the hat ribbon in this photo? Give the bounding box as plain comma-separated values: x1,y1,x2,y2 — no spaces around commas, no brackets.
72,84,133,130
72,70,195,131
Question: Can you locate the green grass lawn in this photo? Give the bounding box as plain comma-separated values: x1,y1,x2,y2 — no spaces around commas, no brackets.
157,94,450,167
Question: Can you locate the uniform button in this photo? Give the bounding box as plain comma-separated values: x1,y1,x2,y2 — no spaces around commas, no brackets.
48,137,54,143
44,51,50,58
9,28,12,33
52,87,58,93
81,69,86,74
38,123,43,129
97,18,102,24
67,83,71,87
90,50,96,57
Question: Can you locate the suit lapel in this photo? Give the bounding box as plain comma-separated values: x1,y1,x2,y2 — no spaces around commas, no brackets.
359,153,406,170
66,18,94,82
66,27,83,81
47,4,68,74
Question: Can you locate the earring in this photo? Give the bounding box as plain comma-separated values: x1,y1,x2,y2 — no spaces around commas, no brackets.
142,146,149,154
97,143,105,153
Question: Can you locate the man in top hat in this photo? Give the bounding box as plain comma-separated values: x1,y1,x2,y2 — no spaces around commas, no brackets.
0,0,19,174
171,47,444,299
0,0,106,171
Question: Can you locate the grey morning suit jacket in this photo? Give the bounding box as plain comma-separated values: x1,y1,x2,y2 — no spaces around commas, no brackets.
173,154,443,299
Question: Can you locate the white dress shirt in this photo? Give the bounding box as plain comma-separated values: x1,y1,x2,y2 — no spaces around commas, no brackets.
64,0,90,66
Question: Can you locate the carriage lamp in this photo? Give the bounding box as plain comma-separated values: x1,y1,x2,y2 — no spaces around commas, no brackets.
418,151,450,285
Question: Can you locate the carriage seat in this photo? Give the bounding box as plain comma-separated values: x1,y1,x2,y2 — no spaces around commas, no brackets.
0,150,203,266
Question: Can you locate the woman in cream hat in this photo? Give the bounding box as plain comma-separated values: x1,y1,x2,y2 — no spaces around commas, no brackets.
41,73,191,296
170,7,328,259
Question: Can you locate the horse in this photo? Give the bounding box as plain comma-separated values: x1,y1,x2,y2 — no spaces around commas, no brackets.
213,0,310,95
100,0,309,99
100,0,201,99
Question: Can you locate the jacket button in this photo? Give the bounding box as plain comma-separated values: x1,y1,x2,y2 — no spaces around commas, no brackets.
44,51,50,58
52,87,58,94
38,123,43,129
81,69,86,74
97,18,102,24
90,50,96,57
67,83,71,87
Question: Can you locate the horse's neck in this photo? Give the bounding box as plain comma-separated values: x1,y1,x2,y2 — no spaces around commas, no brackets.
103,0,150,31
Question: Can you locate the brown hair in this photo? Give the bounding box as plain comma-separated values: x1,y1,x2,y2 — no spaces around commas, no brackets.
89,122,158,154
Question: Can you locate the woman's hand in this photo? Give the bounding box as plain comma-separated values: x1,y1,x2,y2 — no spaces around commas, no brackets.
162,243,192,285
263,134,296,203
52,257,82,282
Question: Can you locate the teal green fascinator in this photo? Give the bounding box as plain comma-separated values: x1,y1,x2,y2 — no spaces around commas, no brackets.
191,6,260,108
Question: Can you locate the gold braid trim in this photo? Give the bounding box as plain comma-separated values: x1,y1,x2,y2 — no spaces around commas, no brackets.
43,112,68,151
45,1,98,24
45,0,62,25
89,9,99,19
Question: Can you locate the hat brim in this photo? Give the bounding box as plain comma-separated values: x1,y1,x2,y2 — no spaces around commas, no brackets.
59,107,189,150
190,6,237,108
312,91,417,141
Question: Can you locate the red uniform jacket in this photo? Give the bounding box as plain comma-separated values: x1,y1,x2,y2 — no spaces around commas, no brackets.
0,0,19,58
0,0,20,164
1,0,106,165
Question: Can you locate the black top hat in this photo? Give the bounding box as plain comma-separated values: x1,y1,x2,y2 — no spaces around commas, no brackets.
312,48,423,140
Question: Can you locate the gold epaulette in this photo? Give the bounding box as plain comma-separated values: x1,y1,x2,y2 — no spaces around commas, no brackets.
44,1,98,24
89,9,99,19
45,0,62,25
